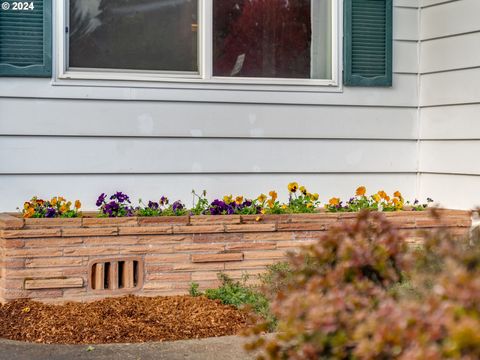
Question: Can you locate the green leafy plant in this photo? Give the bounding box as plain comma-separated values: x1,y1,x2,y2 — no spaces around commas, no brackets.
258,262,293,297
190,190,210,215
188,282,201,297
135,197,187,217
287,183,320,214
191,273,275,330
260,191,289,214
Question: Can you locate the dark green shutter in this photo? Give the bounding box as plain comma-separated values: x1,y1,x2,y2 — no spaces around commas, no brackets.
0,0,52,77
344,0,392,86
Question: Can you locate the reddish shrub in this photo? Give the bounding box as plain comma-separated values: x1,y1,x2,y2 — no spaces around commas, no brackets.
247,211,480,360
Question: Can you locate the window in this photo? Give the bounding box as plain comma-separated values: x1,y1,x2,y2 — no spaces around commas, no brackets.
61,0,337,86
69,0,199,73
212,0,332,80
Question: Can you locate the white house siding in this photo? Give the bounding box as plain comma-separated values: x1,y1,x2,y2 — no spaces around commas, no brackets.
0,1,419,211
419,0,480,209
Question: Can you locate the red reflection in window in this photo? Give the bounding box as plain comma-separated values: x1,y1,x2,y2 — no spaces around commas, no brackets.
213,0,312,78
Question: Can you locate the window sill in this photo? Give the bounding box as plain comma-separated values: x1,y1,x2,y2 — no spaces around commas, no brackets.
55,70,342,94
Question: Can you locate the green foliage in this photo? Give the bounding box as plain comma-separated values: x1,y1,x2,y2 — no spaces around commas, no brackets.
190,190,209,215
135,200,162,217
246,211,480,359
288,188,320,214
191,273,276,331
135,198,187,217
234,200,262,215
205,273,269,315
258,262,293,296
188,282,201,297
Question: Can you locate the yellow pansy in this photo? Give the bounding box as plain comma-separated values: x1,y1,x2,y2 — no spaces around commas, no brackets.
235,196,244,205
260,209,266,215
75,200,82,210
356,186,366,196
50,197,58,206
257,194,267,203
394,191,402,198
223,195,233,204
312,193,319,201
24,207,35,219
299,186,307,195
393,198,403,209
23,202,31,210
378,190,388,200
329,197,340,206
269,191,278,201
306,203,313,208
373,194,381,203
36,199,45,206
267,199,275,209
288,182,299,193
281,204,288,210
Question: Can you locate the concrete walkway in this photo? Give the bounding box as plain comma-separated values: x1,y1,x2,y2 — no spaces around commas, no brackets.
0,336,259,360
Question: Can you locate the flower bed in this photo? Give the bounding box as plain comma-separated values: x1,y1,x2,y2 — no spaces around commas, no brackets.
20,185,432,219
0,209,472,304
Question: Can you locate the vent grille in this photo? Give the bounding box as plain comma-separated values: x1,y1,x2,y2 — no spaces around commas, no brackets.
90,258,143,292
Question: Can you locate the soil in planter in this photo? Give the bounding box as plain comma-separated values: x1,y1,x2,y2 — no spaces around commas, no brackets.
0,295,251,344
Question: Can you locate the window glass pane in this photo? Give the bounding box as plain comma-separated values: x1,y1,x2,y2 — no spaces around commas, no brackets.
69,0,198,72
213,0,331,79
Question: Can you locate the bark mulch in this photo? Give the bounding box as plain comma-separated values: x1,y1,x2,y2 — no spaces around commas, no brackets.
0,295,251,344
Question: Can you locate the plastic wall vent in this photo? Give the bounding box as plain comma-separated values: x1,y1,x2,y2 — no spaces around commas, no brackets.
89,257,143,292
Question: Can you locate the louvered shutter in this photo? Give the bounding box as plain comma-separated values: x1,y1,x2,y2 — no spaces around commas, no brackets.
0,0,52,77
344,0,392,86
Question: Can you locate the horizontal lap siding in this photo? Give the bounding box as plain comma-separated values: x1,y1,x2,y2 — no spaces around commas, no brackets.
421,104,480,139
0,5,420,212
421,69,480,107
420,32,480,74
419,0,480,209
421,0,480,40
419,174,480,210
0,99,418,139
420,141,480,175
0,137,417,174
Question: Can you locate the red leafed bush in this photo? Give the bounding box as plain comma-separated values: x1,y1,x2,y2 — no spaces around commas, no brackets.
246,210,480,360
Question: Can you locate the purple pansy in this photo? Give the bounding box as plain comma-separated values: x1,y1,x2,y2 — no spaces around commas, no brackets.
172,201,184,212
148,201,159,210
96,193,107,207
208,199,235,215
111,192,130,204
45,207,56,218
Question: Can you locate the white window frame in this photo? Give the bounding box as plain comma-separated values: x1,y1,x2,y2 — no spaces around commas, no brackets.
55,0,341,92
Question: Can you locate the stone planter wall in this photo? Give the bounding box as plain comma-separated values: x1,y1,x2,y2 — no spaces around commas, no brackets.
0,210,472,303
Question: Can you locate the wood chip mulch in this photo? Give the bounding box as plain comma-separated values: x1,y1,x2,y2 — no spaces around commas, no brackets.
0,295,251,344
